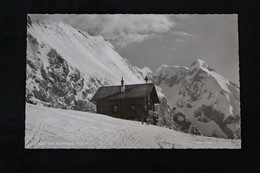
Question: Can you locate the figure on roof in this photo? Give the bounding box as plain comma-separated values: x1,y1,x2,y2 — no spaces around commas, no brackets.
145,76,148,83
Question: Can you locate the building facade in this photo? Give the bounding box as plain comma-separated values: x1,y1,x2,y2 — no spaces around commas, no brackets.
91,78,160,123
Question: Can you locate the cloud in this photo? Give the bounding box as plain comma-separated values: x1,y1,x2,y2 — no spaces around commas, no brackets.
171,31,192,42
30,14,177,48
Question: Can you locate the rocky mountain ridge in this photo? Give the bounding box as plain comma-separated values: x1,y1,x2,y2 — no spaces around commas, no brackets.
151,59,240,139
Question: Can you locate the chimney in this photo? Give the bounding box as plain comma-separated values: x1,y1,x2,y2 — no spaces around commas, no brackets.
121,77,125,92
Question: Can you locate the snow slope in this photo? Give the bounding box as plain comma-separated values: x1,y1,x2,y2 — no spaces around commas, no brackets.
25,104,241,149
27,18,144,85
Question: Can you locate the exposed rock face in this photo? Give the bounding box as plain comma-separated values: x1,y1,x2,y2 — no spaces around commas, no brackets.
156,96,172,127
26,33,109,111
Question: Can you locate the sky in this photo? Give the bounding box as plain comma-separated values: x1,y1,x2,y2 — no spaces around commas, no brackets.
30,14,239,85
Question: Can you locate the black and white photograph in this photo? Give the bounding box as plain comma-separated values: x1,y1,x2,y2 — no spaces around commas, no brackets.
25,14,241,149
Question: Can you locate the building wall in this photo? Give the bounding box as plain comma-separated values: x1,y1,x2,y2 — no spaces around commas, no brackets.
97,97,147,121
97,99,120,118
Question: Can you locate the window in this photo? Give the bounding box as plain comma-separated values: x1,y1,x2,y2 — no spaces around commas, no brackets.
113,105,118,113
99,107,103,113
130,105,136,111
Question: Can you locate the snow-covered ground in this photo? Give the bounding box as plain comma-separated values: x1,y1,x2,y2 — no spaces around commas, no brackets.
25,103,241,149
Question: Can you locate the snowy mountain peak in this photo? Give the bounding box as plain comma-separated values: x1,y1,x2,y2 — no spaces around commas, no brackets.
189,58,210,71
141,67,152,75
158,64,169,68
195,58,207,65
156,64,188,75
152,59,240,139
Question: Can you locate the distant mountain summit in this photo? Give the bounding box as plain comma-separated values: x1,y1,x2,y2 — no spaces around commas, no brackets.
152,59,240,139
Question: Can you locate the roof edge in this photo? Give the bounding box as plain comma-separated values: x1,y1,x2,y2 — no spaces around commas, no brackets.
99,82,154,88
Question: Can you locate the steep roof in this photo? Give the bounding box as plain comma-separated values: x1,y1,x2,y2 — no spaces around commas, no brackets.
91,83,160,103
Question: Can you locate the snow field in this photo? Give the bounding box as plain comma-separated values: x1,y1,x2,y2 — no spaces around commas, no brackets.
25,104,241,149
